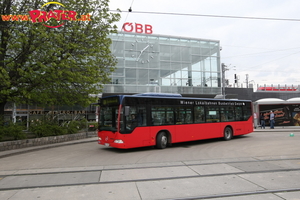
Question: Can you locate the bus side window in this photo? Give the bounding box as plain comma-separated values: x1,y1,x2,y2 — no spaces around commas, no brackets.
151,106,174,126
185,113,192,123
175,106,192,124
151,107,162,126
243,104,251,120
175,108,183,124
137,107,146,126
165,110,174,125
206,107,219,123
220,107,228,122
227,107,235,121
152,113,159,125
235,106,243,121
194,106,205,123
125,106,147,129
123,106,137,130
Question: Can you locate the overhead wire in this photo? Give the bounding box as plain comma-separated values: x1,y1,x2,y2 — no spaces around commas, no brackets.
110,0,135,55
119,0,135,32
109,10,300,22
223,47,300,59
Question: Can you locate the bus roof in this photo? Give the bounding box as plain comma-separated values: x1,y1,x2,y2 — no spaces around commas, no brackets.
101,93,251,103
133,93,182,97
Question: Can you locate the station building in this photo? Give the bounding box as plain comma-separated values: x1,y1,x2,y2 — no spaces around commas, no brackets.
103,32,222,97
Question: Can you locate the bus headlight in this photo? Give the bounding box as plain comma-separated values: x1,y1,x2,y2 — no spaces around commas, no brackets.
114,140,124,144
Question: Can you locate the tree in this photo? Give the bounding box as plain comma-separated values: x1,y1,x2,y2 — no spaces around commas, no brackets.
0,0,120,120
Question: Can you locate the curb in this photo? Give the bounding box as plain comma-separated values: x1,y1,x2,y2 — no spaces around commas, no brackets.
0,137,97,159
254,128,300,132
0,132,97,158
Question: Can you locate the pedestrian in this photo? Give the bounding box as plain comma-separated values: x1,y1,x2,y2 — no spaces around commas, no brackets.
293,111,300,126
260,113,265,129
269,111,275,129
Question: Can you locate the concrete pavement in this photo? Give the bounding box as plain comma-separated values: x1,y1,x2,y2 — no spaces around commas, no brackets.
1,126,299,158
1,155,300,199
0,127,300,199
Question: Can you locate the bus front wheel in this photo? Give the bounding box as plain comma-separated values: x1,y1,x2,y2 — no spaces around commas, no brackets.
224,127,233,141
156,132,168,149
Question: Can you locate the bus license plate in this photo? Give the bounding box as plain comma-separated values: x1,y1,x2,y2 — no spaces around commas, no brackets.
105,143,110,147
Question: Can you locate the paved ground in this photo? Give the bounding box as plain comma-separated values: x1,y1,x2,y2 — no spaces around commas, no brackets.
1,126,299,158
0,127,300,200
1,155,300,199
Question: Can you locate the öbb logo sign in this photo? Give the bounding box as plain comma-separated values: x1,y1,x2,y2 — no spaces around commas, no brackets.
122,23,153,34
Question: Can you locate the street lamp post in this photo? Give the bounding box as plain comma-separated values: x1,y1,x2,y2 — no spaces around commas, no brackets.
221,63,236,98
221,63,227,99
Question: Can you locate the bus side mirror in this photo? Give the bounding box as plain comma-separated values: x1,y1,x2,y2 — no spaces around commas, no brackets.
125,106,130,116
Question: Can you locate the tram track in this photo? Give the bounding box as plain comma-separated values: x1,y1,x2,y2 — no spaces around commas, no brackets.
2,168,300,186
2,156,300,176
1,182,300,200
1,157,300,200
172,188,300,200
2,166,300,181
1,171,300,199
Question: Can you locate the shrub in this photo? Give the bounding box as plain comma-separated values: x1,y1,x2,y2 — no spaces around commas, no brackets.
76,119,88,130
29,119,87,138
30,121,67,137
67,121,81,134
0,122,26,141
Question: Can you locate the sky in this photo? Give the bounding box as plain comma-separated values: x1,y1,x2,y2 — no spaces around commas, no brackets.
108,0,300,88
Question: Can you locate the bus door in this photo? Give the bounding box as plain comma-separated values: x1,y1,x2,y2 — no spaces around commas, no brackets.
123,106,151,146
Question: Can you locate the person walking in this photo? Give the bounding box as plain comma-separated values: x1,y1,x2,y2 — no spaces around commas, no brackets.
269,111,275,129
260,113,265,129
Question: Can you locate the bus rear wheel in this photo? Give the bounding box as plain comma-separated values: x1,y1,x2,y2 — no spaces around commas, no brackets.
224,127,233,141
156,132,168,149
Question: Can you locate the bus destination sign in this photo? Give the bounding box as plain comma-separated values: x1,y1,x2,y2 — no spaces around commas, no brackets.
180,100,246,106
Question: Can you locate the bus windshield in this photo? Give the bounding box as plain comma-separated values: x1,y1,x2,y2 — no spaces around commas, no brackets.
99,105,119,132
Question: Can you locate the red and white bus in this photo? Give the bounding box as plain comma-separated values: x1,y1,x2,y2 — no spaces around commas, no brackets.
97,93,253,149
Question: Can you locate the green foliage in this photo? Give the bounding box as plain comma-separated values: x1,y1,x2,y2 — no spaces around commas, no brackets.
77,119,89,130
0,121,26,141
66,121,82,134
30,121,68,137
29,119,87,137
0,0,121,117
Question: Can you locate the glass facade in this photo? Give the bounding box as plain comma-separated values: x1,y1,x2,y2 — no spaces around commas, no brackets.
104,32,221,94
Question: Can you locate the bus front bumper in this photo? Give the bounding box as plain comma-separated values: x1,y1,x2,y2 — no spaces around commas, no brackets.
98,137,126,148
